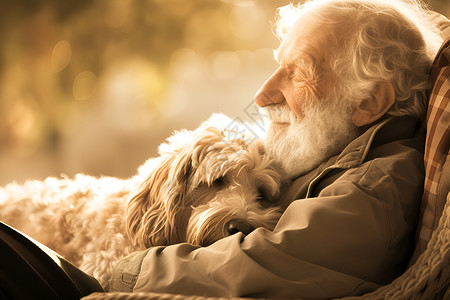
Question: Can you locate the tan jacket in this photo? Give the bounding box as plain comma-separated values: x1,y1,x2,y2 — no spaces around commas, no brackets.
109,116,425,299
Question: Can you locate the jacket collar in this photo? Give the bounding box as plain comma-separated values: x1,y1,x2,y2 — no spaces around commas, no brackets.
305,116,419,198
333,117,394,169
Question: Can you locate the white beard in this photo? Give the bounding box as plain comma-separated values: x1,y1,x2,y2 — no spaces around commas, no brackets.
263,95,360,179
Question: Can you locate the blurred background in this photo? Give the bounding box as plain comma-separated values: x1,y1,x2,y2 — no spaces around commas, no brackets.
0,0,449,185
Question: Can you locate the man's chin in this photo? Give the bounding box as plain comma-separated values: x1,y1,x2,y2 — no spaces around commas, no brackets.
265,122,359,179
264,128,322,179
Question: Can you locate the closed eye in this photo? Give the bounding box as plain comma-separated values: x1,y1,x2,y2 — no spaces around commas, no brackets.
212,177,226,187
257,188,274,207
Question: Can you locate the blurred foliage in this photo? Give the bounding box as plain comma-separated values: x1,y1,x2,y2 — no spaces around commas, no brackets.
0,0,448,184
0,0,287,182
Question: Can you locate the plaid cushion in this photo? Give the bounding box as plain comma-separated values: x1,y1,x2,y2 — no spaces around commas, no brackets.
411,37,450,263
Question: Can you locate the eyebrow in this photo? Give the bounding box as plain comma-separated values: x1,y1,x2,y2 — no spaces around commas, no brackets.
274,44,316,71
293,58,315,71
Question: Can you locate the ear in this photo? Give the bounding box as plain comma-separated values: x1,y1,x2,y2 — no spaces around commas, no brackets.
126,158,172,248
126,153,191,248
351,81,395,127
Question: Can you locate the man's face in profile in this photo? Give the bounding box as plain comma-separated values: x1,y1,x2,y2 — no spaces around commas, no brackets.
254,13,360,178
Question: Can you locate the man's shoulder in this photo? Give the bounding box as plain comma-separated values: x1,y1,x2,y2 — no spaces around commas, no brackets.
338,116,425,167
329,117,424,179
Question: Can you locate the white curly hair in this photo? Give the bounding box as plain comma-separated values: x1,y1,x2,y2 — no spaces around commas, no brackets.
274,0,443,120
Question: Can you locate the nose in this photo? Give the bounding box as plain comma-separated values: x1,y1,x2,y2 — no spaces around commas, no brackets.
254,67,286,107
226,219,255,236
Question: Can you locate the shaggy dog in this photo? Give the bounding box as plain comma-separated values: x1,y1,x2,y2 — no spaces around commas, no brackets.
0,114,283,289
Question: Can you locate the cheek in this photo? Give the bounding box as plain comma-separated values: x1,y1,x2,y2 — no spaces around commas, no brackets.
316,62,337,97
285,91,311,119
286,79,336,119
319,73,336,97
288,101,305,119
277,81,301,118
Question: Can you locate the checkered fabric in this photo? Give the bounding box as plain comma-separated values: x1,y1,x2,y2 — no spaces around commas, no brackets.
412,37,450,263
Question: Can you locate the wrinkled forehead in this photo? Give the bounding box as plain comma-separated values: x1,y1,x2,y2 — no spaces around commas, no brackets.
275,2,358,66
275,14,343,66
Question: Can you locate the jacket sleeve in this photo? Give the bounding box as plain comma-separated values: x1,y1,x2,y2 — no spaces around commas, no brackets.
115,142,423,299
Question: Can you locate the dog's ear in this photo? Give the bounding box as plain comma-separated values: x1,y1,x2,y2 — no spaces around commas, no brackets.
247,141,282,202
126,149,193,248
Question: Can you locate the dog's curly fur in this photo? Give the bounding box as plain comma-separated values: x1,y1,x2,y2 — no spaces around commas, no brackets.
0,114,283,289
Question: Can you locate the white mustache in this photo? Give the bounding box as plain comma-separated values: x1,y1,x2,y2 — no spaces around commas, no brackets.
264,104,296,123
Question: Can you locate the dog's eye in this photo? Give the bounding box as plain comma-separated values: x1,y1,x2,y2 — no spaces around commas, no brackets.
257,188,267,200
257,188,272,206
212,177,225,187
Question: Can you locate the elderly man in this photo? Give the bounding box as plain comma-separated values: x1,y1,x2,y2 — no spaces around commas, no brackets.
103,0,443,298
0,0,443,299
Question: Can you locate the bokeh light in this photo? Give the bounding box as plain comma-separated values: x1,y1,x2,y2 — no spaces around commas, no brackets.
207,51,242,81
51,40,72,72
73,71,97,100
228,3,265,40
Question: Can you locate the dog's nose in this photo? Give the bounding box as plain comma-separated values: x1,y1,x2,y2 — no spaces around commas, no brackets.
226,219,255,236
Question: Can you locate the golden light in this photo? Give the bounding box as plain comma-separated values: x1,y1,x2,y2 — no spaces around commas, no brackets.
207,51,241,81
228,3,265,40
104,0,130,28
169,48,202,80
184,8,228,51
73,71,97,101
98,58,165,130
51,40,72,73
8,98,37,141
